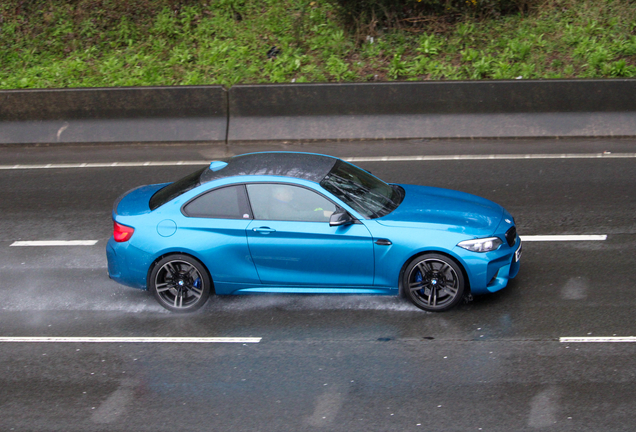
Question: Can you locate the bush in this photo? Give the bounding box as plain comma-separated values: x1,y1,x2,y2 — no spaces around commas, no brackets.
328,0,542,33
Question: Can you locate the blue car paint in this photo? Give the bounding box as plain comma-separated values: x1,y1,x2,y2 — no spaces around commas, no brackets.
246,219,374,286
107,156,521,299
377,184,504,236
115,184,166,216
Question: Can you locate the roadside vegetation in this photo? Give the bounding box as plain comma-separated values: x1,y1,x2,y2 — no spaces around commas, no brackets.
1,0,635,89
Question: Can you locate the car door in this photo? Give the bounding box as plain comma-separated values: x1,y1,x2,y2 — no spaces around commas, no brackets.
245,183,374,287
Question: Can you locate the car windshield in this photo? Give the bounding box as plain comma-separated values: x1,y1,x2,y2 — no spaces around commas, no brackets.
149,167,206,210
320,160,403,219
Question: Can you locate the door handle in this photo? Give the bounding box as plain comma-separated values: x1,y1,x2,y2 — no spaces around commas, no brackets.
253,227,276,234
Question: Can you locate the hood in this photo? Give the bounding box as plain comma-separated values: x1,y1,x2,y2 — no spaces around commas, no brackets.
376,184,503,236
114,183,168,216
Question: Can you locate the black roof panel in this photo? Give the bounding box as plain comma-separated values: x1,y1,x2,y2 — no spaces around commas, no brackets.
200,152,338,183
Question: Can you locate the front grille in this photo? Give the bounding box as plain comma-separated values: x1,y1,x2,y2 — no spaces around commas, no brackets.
505,226,517,247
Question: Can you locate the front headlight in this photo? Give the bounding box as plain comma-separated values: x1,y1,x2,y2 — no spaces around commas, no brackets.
457,237,503,253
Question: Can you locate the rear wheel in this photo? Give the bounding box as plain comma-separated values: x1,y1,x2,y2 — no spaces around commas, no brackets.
403,254,465,312
149,254,211,312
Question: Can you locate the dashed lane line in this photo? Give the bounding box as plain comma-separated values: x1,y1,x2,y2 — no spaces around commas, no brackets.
1,152,636,170
0,337,261,343
520,235,607,242
10,240,99,246
560,337,636,343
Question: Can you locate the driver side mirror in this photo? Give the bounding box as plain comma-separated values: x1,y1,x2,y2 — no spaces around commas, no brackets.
329,210,354,227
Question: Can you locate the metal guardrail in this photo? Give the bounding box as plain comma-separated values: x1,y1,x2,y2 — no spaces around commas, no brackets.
1,80,636,144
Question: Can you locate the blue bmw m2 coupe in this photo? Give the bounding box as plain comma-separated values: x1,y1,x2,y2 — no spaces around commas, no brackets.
107,152,521,312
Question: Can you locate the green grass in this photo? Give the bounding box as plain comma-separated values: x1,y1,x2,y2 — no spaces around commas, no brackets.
1,0,635,89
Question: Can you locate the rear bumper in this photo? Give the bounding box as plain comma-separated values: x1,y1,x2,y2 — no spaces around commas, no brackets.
106,237,148,290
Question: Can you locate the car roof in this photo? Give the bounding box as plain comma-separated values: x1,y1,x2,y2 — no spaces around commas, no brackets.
200,152,338,184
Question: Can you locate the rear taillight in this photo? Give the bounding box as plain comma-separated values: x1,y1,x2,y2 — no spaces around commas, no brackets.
113,221,134,242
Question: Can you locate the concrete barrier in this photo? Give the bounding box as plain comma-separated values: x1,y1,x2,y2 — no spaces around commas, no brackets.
228,80,636,142
0,86,228,144
2,80,636,144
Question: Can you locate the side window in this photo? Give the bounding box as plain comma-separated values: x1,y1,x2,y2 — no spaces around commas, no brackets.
246,184,337,222
183,185,251,219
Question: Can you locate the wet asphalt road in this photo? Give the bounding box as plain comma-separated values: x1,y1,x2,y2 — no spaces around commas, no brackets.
0,138,635,431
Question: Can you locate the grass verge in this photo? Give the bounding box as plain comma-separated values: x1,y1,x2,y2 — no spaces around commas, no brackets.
1,0,635,89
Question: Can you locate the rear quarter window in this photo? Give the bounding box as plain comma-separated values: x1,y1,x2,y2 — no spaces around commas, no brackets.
183,185,251,219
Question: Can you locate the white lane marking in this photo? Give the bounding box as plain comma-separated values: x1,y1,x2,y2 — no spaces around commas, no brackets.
1,152,636,170
560,337,636,343
6,236,607,247
0,161,209,170
520,235,607,242
0,337,261,343
345,153,636,162
10,240,99,246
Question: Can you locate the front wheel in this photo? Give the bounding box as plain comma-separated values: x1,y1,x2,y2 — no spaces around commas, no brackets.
403,254,465,312
149,254,211,313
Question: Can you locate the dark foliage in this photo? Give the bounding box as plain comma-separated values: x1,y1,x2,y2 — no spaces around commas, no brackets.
327,0,540,32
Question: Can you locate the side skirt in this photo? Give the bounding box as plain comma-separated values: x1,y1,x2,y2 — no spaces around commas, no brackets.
213,282,397,295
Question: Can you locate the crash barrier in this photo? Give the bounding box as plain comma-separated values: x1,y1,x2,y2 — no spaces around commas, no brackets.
228,80,636,141
2,80,636,144
0,86,228,144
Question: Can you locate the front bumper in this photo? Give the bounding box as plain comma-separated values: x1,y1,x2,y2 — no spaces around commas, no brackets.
459,237,522,295
485,239,522,293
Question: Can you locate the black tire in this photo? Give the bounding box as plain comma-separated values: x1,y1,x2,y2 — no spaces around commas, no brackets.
403,253,465,312
149,254,211,313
